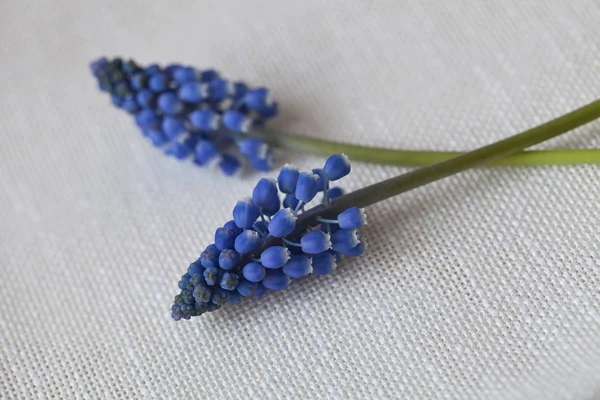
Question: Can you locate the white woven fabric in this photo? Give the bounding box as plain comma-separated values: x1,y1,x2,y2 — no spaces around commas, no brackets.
1,1,600,399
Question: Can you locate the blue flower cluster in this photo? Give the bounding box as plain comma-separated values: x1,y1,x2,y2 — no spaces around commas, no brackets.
90,57,279,175
171,154,367,320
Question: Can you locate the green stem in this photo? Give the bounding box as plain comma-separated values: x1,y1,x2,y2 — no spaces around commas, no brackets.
322,98,600,214
252,100,600,167
235,99,600,270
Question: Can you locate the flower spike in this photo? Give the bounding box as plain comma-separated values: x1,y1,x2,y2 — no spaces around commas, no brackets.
171,154,363,320
90,57,278,175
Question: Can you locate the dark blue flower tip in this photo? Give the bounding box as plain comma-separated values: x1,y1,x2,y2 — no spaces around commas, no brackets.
162,117,186,140
300,230,332,254
171,154,368,320
282,255,313,278
193,285,212,303
252,178,278,209
212,288,231,305
158,92,184,115
203,266,219,286
222,110,252,133
244,88,273,110
145,64,161,75
178,273,191,290
228,291,244,304
337,207,367,229
268,208,297,238
188,261,204,276
190,272,206,287
218,248,241,271
236,279,257,296
260,246,291,269
200,244,220,268
233,198,260,229
295,172,320,203
91,57,279,175
234,229,262,254
277,164,300,194
214,227,238,251
131,73,148,90
311,252,337,275
149,73,169,92
242,262,266,283
218,155,242,176
220,272,239,291
121,98,140,114
331,229,360,253
136,90,156,108
323,153,351,181
190,109,220,131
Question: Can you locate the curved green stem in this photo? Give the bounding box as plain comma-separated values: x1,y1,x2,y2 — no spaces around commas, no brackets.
252,101,600,167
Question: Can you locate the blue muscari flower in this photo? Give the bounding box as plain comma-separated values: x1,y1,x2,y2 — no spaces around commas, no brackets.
323,153,351,181
260,246,290,269
282,255,313,278
331,229,360,253
252,178,278,208
170,154,366,320
242,262,266,283
311,252,336,275
222,110,252,133
190,109,219,131
300,230,331,254
234,229,262,254
295,172,320,203
200,244,220,268
244,88,273,110
157,92,184,115
268,208,297,237
203,267,219,286
220,272,239,291
337,207,367,229
277,164,300,194
233,198,260,229
211,288,231,305
90,57,279,175
218,249,241,271
162,117,186,140
194,139,219,165
214,227,238,251
262,269,291,291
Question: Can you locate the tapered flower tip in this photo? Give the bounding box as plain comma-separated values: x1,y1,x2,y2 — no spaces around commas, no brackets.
170,154,368,321
90,57,279,175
